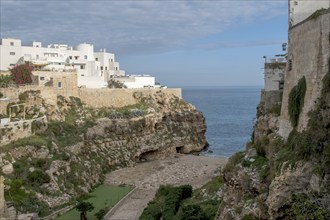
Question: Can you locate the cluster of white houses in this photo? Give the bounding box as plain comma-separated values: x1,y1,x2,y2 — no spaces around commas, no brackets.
0,38,160,89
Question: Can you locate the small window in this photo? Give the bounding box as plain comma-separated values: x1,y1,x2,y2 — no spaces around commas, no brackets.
115,67,118,70
10,42,14,46
95,58,98,61
10,52,15,55
105,67,107,70
100,66,103,70
288,59,292,71
10,64,15,67
110,58,113,62
40,77,45,80
75,56,78,60
80,65,84,69
84,55,87,59
69,56,72,60
58,82,62,88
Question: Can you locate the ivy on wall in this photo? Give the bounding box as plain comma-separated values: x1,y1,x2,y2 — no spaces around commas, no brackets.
288,76,307,127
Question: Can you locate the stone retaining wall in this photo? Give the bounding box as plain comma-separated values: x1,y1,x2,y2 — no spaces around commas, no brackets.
0,116,47,146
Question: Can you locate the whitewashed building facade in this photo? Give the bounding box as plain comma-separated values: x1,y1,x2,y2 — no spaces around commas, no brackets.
289,0,330,26
0,38,160,88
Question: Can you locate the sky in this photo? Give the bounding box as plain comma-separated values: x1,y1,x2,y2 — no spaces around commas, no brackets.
0,0,288,87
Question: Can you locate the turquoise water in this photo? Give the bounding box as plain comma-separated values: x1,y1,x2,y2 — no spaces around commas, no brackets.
182,86,261,158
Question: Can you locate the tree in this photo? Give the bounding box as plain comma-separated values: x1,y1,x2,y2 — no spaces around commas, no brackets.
76,201,94,220
10,64,33,85
107,79,127,88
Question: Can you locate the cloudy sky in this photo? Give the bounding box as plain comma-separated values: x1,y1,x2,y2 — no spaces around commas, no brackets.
0,0,288,87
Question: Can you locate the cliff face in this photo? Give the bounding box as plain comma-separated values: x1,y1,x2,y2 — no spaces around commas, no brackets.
0,90,207,215
216,11,330,219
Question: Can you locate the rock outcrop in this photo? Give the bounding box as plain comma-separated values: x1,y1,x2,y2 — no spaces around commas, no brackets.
0,90,207,215
216,10,330,220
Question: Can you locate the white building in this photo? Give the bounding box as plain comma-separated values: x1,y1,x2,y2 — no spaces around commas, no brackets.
113,75,156,89
0,38,126,88
264,57,286,91
289,0,330,26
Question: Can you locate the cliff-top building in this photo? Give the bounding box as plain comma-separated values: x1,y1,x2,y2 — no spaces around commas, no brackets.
289,0,330,26
0,38,157,88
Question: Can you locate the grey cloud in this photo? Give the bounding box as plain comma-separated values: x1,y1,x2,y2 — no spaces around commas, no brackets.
0,0,286,55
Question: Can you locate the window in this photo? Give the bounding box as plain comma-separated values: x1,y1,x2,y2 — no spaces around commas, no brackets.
69,56,72,60
10,64,15,67
75,56,79,60
40,77,45,80
115,67,118,70
84,55,87,59
105,67,107,70
95,58,98,61
58,82,62,88
288,59,293,71
10,42,14,46
100,66,103,70
9,52,15,55
36,55,39,59
110,58,113,62
80,65,84,69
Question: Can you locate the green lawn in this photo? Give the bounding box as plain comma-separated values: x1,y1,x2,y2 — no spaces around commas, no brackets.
56,184,133,220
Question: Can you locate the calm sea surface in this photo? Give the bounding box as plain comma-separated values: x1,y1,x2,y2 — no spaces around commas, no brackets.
182,86,261,158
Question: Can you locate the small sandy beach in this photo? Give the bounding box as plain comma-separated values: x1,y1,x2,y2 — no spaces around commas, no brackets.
104,154,227,220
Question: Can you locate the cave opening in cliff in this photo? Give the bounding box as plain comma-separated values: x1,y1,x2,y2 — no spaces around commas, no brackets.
176,146,183,153
138,149,159,162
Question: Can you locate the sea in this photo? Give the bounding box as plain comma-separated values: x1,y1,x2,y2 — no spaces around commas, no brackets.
182,86,261,158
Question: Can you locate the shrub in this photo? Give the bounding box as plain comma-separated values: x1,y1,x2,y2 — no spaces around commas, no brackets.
27,170,50,185
107,79,127,88
176,204,208,220
286,194,330,219
0,75,14,88
9,135,49,148
223,151,245,173
10,64,33,85
288,76,306,127
95,207,108,220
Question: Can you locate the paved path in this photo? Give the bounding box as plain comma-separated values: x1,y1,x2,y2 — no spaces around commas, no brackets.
105,154,227,220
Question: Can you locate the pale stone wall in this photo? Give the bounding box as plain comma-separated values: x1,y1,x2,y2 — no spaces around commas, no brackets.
1,86,181,113
260,90,283,111
279,12,330,139
264,62,286,91
79,88,182,108
0,116,47,146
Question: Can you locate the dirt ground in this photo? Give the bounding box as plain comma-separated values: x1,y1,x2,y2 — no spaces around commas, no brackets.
104,154,227,220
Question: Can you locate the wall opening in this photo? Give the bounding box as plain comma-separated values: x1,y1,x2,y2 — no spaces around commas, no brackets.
176,146,184,153
138,149,159,162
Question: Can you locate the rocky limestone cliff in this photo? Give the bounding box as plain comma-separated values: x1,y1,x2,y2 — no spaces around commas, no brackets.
216,11,330,220
0,90,207,216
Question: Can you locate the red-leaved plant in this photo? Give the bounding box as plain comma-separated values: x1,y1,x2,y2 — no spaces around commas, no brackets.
10,64,34,85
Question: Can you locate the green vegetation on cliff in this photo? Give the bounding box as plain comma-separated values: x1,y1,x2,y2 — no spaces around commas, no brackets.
1,91,207,217
288,76,306,127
